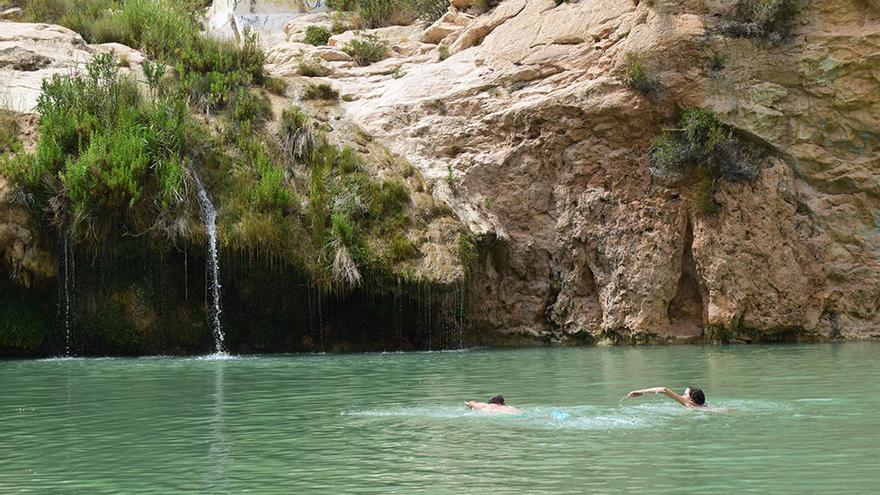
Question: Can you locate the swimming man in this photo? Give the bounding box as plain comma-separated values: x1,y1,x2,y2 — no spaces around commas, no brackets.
465,395,519,414
626,386,706,408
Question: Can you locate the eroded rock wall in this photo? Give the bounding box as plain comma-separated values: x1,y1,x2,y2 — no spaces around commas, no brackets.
268,0,880,343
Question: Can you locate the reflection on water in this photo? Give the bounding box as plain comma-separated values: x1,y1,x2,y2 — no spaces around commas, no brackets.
207,361,229,492
2,343,879,494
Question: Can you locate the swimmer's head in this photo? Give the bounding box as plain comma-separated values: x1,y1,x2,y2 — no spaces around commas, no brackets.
488,395,505,405
683,387,706,406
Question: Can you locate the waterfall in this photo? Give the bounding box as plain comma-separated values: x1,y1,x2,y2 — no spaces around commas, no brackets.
193,171,227,355
61,232,71,357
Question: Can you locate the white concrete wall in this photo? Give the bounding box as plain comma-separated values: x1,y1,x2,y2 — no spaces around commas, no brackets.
207,0,326,42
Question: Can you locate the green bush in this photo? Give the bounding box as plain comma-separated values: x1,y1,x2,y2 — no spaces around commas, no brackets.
0,110,21,154
650,109,763,214
298,55,332,77
303,82,340,101
2,53,190,234
342,32,389,66
304,25,332,45
457,233,478,266
624,52,657,95
337,146,360,174
278,106,317,161
438,45,450,61
718,0,802,40
226,88,272,134
23,0,115,43
24,0,267,114
388,232,418,261
264,76,288,96
413,0,449,25
327,0,417,29
240,139,292,214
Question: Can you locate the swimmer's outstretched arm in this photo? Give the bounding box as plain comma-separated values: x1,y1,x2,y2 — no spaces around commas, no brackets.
626,387,690,407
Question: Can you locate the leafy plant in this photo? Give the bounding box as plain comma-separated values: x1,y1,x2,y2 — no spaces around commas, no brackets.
304,25,332,46
342,32,389,66
303,83,340,101
24,0,268,114
0,110,21,154
624,52,657,95
298,54,332,77
650,109,763,214
278,106,317,161
2,53,191,236
438,45,450,61
225,88,272,135
142,59,167,95
717,0,803,40
413,0,449,25
264,76,288,96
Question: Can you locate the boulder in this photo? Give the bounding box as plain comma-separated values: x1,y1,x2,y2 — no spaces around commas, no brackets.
420,11,472,44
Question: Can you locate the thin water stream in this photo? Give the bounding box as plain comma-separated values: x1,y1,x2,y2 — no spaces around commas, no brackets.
193,171,226,355
1,343,878,493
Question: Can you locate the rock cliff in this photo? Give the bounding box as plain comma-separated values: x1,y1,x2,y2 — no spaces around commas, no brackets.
2,0,879,350
267,0,880,343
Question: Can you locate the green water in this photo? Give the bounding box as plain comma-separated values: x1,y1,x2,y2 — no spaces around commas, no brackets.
2,344,878,494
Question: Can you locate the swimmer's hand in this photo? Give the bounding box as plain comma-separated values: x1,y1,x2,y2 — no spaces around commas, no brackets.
626,391,643,398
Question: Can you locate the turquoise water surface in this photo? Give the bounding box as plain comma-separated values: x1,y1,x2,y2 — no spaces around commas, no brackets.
1,343,878,494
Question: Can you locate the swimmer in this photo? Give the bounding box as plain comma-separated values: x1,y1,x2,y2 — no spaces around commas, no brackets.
465,395,519,414
625,386,706,408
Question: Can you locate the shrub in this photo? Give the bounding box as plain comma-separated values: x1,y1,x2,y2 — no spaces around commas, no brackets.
304,25,332,45
342,32,389,66
413,0,449,25
438,45,450,61
624,52,657,95
303,83,340,101
264,76,288,96
388,232,418,260
378,179,410,215
227,88,272,133
2,53,190,235
327,0,418,29
0,110,21,154
24,0,267,114
23,0,115,43
240,139,292,214
717,0,802,40
278,106,317,161
650,109,763,214
338,146,360,174
298,54,332,77
457,233,478,266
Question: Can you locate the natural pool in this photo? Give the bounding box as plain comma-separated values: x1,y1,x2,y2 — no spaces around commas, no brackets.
1,343,878,494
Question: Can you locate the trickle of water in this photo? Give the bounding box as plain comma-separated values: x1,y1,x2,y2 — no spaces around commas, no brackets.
62,233,71,357
193,171,226,355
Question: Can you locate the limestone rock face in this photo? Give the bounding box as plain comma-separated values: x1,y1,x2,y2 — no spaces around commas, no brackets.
421,12,473,45
266,0,880,342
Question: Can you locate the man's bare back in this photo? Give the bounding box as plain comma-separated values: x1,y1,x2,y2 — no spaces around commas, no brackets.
465,395,518,414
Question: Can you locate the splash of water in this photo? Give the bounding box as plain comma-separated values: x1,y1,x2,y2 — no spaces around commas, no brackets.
193,171,226,355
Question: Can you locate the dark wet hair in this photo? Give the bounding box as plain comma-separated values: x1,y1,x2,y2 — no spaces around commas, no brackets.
687,387,706,406
488,395,505,405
